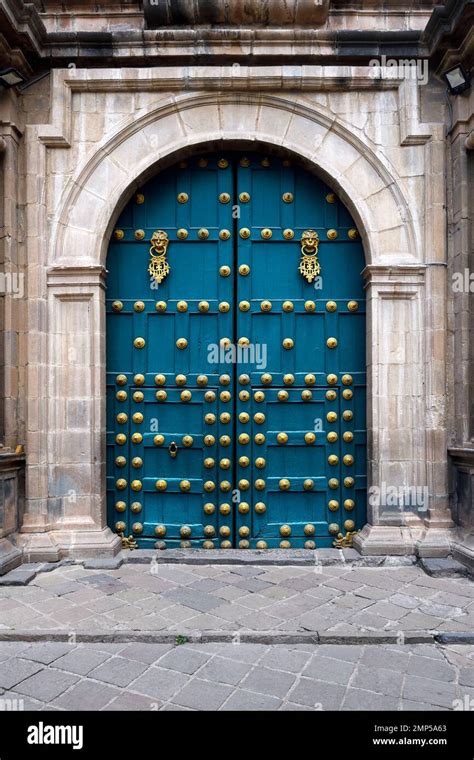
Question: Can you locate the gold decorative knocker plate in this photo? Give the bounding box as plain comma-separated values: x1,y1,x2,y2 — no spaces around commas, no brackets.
299,229,321,283
148,230,170,285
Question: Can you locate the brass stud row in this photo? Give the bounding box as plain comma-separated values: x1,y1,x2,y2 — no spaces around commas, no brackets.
113,300,359,314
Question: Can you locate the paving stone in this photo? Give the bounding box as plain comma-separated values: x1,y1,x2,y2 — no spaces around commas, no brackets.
0,642,30,659
0,690,46,711
0,658,44,689
52,679,121,710
342,688,399,711
155,647,210,675
198,656,251,685
401,700,446,711
258,647,312,674
0,569,37,586
407,656,456,682
105,692,160,711
130,666,188,701
189,642,269,664
117,643,174,664
234,578,272,593
162,588,222,613
20,642,74,665
402,675,457,708
359,647,411,672
15,669,79,702
189,578,226,593
171,678,233,710
458,667,474,687
388,593,421,610
367,601,411,620
220,689,281,711
53,648,112,676
288,677,345,709
89,657,148,687
240,666,296,698
351,666,404,696
316,645,363,662
303,655,355,685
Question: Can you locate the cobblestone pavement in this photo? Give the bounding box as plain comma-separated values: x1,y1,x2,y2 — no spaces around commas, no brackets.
0,641,473,711
0,562,473,635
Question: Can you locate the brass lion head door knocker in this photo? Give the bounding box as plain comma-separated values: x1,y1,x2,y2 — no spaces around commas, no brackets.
148,230,170,284
299,229,321,283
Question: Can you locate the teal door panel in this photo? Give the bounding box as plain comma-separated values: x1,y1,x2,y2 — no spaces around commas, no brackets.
106,152,366,549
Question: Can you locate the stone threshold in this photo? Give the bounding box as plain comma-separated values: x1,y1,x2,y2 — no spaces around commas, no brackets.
0,630,472,645
0,551,470,586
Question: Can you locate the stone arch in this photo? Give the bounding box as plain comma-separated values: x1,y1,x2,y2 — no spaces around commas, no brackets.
51,92,421,270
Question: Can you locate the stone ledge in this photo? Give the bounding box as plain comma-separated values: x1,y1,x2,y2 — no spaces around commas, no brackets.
420,557,472,578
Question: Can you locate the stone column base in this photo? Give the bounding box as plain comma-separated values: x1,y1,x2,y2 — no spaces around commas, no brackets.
17,527,121,563
452,532,474,572
353,524,425,556
0,537,23,575
415,527,456,558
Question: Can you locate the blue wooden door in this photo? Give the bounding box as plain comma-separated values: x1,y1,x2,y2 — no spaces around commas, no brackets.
106,153,366,549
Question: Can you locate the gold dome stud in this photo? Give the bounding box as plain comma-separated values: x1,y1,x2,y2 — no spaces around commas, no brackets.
220,412,231,424
342,389,353,400
155,479,167,491
239,526,250,538
304,523,316,536
347,300,359,312
116,478,127,490
219,526,231,538
328,455,339,466
343,410,353,421
175,374,187,387
219,265,231,277
133,391,144,402
220,374,231,386
239,540,250,549
328,500,340,512
305,541,316,550
220,458,231,469
326,301,337,312
116,390,127,402
177,228,189,240
327,229,338,240
261,157,271,167
283,338,294,350
327,411,338,422
238,337,250,347
197,375,208,387
239,390,250,401
344,499,355,511
204,481,216,492
220,435,231,446
202,540,214,549
220,503,231,515
221,540,232,549
198,228,209,240
115,501,127,513
326,390,337,401
282,300,294,312
283,374,295,385
239,264,250,276
177,192,189,203
176,338,188,350
134,337,145,349
256,540,268,549
218,158,229,169
204,457,215,469
182,435,193,447
112,300,123,312
156,390,167,401
116,434,127,445
254,433,266,445
261,300,272,312
114,229,124,240
204,502,216,515
116,374,127,386
348,228,359,240
239,412,250,423
240,157,251,168
303,479,314,491
219,229,231,241
181,390,192,402
327,432,338,443
279,479,291,491
198,301,210,314
326,193,336,203
255,502,266,514
132,522,143,534
239,228,251,239
155,374,166,386
344,477,355,488
205,391,216,403
304,432,316,444
261,228,273,239
131,480,142,492
327,374,338,386
278,390,289,401
180,525,192,538
344,519,356,531
219,301,230,313
301,390,313,401
254,413,266,425
239,456,250,467
239,301,250,312
155,525,167,538
280,524,292,536
343,431,354,443
134,229,145,240
219,192,231,204
134,374,145,386
277,432,288,444
254,391,265,402
132,457,143,468
154,434,165,446
220,391,231,402
327,337,338,349
134,301,145,313
342,374,353,386
116,413,128,424
283,228,295,239
177,300,188,312
115,521,126,533
305,301,316,312
328,523,340,535
328,478,339,489
343,455,354,466
255,479,266,491
203,525,216,537
239,374,250,385
239,433,250,445
197,158,208,168
282,192,294,203
255,457,266,469
239,191,250,202
156,301,167,312
131,433,142,444
305,374,316,386
261,373,272,385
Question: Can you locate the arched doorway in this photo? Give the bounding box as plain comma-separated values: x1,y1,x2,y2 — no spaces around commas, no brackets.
106,151,366,549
